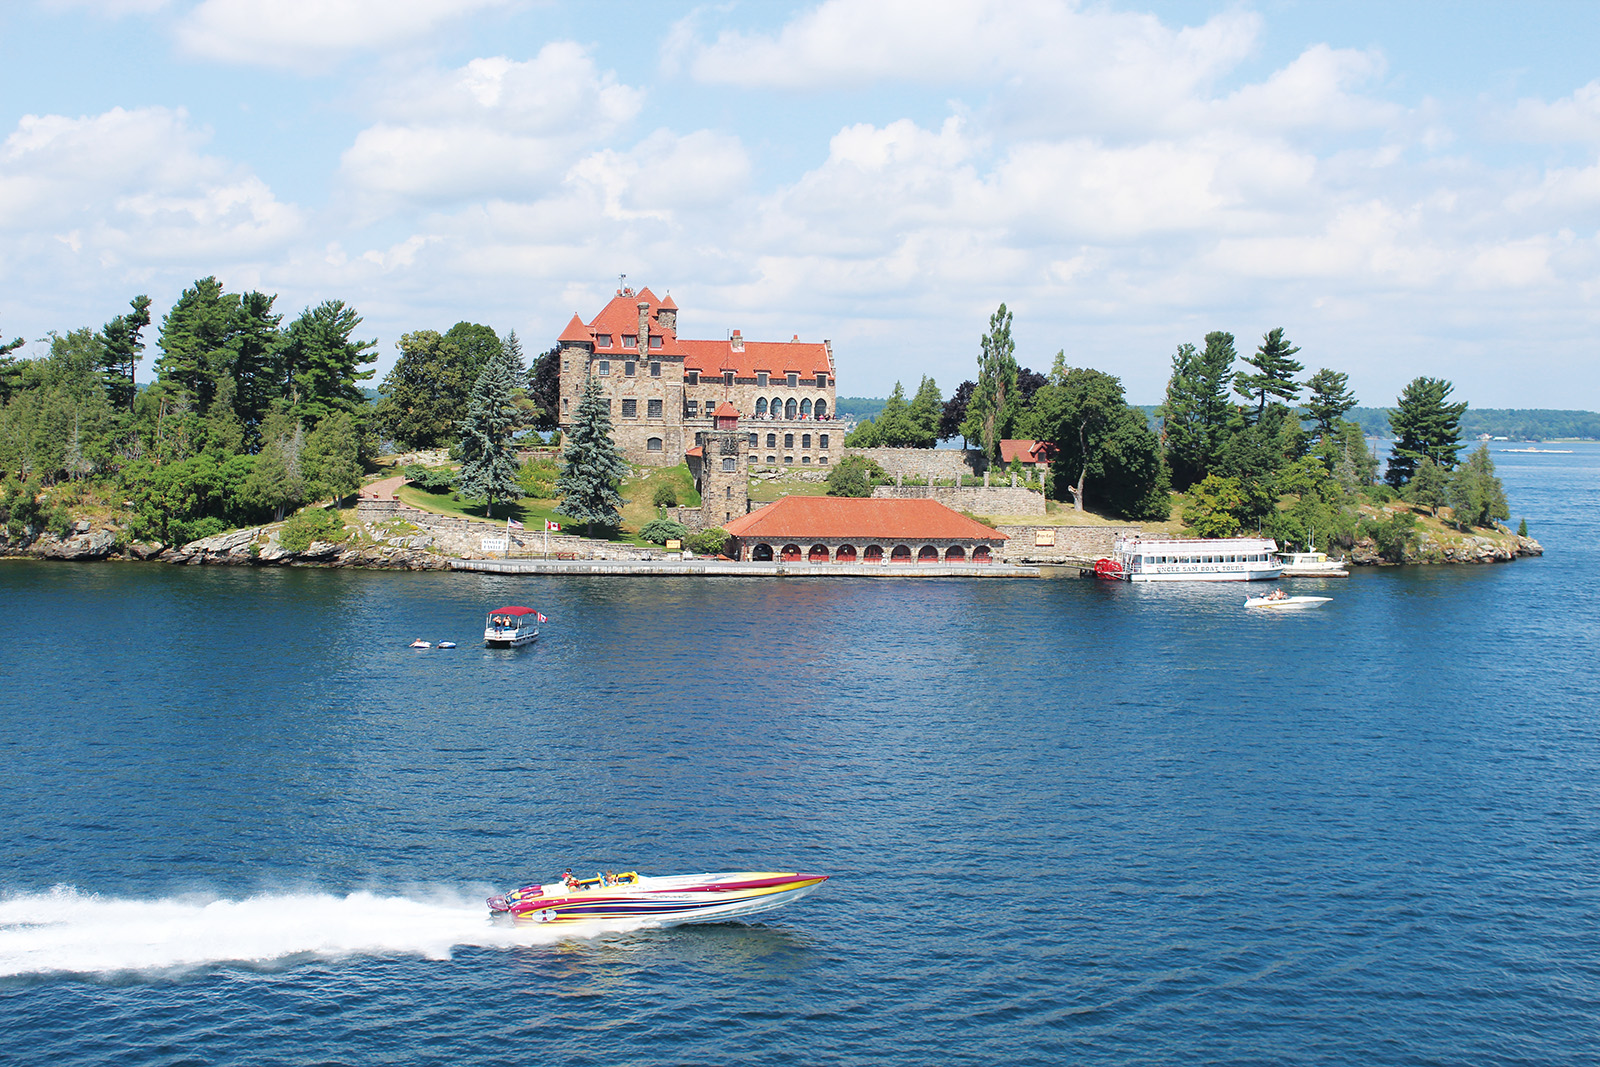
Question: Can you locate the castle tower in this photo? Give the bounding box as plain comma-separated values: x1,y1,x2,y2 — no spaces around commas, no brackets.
701,401,749,528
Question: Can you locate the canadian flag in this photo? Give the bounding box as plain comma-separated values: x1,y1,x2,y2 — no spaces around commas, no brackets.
545,520,561,531
536,612,549,623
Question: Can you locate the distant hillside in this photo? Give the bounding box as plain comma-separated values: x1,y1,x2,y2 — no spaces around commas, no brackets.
835,396,886,420
1137,405,1600,441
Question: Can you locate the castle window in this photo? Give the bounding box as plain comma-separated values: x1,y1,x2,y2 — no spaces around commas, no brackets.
802,456,811,463
647,399,662,418
819,456,829,464
815,398,828,419
724,371,734,387
784,455,794,465
767,455,775,464
748,433,758,446
647,437,663,452
802,434,811,448
596,335,611,348
562,359,569,370
770,396,782,416
597,361,610,376
722,458,736,472
650,361,661,377
817,374,827,388
820,434,830,449
686,400,699,417
755,398,767,416
766,433,776,448
621,399,637,418
784,433,794,448
787,373,798,387
649,334,662,349
625,361,636,377
695,432,705,446
785,399,798,419
563,398,569,412
801,399,812,417
622,334,636,347
758,372,769,386
687,371,699,385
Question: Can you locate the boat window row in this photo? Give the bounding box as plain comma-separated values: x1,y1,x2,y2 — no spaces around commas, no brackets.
1140,553,1270,564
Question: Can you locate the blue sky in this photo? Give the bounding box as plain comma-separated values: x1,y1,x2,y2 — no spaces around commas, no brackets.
3,0,1599,408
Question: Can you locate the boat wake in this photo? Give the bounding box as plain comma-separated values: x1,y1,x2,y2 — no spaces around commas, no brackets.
0,885,648,978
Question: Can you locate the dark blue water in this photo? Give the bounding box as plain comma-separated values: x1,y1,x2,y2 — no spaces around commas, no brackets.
3,447,1598,1065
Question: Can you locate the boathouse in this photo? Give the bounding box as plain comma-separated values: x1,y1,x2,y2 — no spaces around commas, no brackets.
720,496,1007,563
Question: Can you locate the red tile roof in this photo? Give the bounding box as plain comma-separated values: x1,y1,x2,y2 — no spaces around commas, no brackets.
557,286,828,374
999,439,1056,465
713,401,739,418
685,446,703,458
722,497,1006,542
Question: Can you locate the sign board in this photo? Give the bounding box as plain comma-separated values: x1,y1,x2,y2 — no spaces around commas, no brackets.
665,539,682,550
481,537,509,551
1034,529,1056,547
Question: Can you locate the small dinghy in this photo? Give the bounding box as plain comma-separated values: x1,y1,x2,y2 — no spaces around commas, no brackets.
436,641,457,649
1245,592,1332,610
409,639,431,649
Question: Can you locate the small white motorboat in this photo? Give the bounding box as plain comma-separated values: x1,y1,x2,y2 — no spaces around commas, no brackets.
1245,592,1332,610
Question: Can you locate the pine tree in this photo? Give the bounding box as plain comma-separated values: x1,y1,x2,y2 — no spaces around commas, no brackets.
555,374,627,534
155,277,240,413
279,300,376,429
1447,444,1509,528
456,338,523,518
1235,327,1303,418
1302,368,1357,437
98,294,152,413
1159,332,1236,490
1386,376,1467,488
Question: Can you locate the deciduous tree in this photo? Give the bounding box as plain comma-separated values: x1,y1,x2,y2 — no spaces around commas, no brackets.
374,330,476,450
939,380,975,444
961,303,1020,462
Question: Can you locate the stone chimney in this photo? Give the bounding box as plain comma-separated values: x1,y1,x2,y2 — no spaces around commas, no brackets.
637,301,650,355
731,329,744,353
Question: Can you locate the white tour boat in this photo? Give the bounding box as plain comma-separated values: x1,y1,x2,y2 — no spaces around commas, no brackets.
1273,550,1350,577
1094,536,1282,582
484,606,543,648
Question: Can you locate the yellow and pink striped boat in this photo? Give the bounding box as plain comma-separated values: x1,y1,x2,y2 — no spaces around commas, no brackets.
487,870,828,927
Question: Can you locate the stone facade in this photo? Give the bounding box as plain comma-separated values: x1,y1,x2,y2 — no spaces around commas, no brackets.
871,484,1046,516
993,525,1144,564
844,447,990,480
694,419,752,529
557,286,840,470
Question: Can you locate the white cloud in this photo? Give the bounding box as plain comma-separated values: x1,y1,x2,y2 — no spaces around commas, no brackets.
1502,79,1600,144
176,0,513,71
43,0,172,14
340,42,643,203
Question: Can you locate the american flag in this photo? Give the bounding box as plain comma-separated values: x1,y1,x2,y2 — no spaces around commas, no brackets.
507,518,525,529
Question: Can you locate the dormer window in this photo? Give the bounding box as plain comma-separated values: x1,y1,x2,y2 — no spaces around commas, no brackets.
649,334,662,349
596,334,612,348
816,374,828,388
757,372,769,386
724,371,734,387
686,371,699,385
787,373,798,387
622,334,637,348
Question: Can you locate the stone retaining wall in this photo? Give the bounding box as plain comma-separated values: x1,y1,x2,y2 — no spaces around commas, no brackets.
871,485,1045,516
844,447,988,479
994,524,1143,563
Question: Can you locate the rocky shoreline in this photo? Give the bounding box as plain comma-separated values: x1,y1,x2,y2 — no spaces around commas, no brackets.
1346,529,1543,566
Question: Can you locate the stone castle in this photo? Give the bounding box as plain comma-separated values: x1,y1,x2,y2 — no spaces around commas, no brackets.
555,285,842,471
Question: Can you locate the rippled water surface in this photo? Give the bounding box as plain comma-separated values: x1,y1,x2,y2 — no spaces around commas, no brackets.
3,447,1599,1065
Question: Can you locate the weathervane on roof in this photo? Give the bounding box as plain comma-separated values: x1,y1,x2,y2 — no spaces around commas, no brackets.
618,273,630,296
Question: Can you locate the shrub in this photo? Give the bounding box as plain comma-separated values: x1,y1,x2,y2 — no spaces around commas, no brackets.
280,509,348,552
687,527,730,555
652,482,679,508
402,464,456,492
639,517,689,545
517,455,558,499
1360,510,1416,563
825,454,885,497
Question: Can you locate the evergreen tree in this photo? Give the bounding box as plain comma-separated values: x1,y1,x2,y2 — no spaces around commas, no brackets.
1159,332,1236,490
155,277,241,413
1407,457,1450,515
456,340,523,517
1302,367,1357,437
302,411,363,503
871,382,916,447
279,300,376,429
908,375,943,447
961,303,1020,462
1234,327,1303,418
1447,444,1509,528
1386,376,1467,488
231,291,283,441
97,294,152,413
243,407,305,521
555,374,627,534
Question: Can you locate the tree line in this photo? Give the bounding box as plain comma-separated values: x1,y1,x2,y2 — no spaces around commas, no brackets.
836,305,1511,549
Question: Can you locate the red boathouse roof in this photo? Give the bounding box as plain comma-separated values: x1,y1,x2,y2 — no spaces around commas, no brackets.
722,497,1006,542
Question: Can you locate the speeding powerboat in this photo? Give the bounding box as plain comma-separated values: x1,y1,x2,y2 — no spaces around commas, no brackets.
487,870,828,927
1245,592,1332,610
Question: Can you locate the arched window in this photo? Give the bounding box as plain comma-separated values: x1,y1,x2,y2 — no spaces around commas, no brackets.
917,545,940,563
802,434,811,449
780,544,802,562
801,398,813,417
835,544,857,562
646,437,663,452
891,545,913,563
815,398,828,419
722,457,736,471
808,544,829,563
767,433,777,448
945,545,966,561
753,543,774,561
771,396,783,417
973,545,992,563
755,397,768,416
863,545,883,562
785,398,798,419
